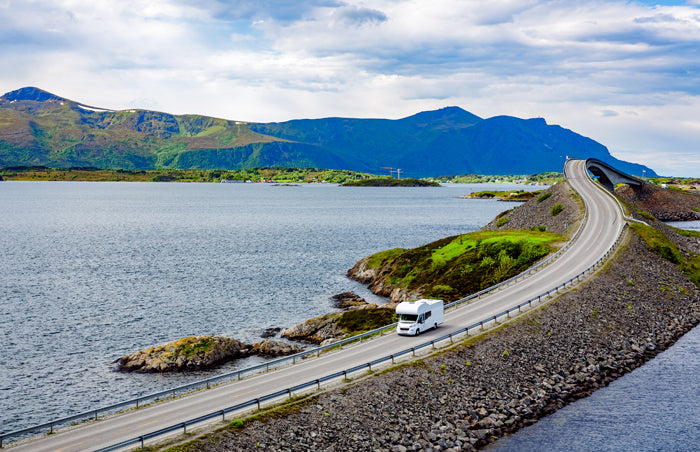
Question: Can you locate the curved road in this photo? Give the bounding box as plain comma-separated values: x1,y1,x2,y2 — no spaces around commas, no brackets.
9,159,625,452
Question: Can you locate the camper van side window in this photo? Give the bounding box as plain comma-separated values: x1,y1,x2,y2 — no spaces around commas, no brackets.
425,311,431,320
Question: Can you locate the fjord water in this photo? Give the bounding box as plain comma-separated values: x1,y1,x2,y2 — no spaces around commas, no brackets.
1,181,528,434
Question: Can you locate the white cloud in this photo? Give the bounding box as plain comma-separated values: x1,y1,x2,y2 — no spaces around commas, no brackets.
1,0,699,175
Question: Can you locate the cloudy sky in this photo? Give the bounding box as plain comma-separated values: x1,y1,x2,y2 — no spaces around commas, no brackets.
1,0,699,176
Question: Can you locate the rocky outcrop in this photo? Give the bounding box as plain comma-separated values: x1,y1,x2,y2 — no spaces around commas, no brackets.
114,336,253,373
280,312,348,345
331,292,369,309
116,335,308,372
253,340,306,357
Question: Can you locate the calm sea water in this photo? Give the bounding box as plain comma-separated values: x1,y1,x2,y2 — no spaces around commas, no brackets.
491,220,700,452
0,181,532,434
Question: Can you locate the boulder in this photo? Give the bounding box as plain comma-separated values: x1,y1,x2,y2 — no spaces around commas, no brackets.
253,339,306,357
260,327,282,338
281,312,348,344
331,292,368,310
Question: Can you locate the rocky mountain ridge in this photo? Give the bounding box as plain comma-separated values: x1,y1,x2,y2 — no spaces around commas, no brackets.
0,87,657,177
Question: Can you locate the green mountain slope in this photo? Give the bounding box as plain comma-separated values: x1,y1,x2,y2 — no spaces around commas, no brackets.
0,87,658,177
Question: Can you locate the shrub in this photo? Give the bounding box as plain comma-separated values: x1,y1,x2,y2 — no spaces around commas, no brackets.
496,216,509,227
551,203,564,216
336,308,395,333
537,192,552,203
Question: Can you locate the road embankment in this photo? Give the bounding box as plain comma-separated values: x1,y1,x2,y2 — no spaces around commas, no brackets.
177,185,699,451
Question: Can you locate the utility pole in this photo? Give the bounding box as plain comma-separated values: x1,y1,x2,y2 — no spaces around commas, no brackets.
380,167,396,178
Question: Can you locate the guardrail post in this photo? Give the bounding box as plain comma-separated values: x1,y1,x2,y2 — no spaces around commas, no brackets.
222,410,226,422
368,362,372,371
257,398,261,410
449,333,453,344
288,388,292,399
317,379,321,390
183,422,187,434
412,347,416,357
391,354,395,364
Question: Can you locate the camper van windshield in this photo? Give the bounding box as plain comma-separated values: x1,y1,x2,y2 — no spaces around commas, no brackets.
400,314,418,322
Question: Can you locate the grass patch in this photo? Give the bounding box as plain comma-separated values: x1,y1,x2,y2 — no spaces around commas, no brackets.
366,248,405,269
496,216,509,227
550,203,564,216
537,192,552,203
366,229,563,301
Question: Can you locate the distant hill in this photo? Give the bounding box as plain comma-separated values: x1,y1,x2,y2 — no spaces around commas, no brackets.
0,87,658,177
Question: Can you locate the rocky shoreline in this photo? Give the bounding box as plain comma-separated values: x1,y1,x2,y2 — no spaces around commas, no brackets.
175,181,699,452
115,336,305,373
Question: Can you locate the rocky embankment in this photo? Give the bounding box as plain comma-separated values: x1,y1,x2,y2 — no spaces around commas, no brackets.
115,336,305,373
616,182,700,221
182,181,699,452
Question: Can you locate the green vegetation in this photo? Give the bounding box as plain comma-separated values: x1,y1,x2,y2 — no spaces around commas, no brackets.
496,217,510,227
336,308,396,334
341,177,440,187
433,172,564,185
364,230,563,301
551,203,564,216
467,189,543,201
0,166,375,183
631,223,700,286
537,192,552,203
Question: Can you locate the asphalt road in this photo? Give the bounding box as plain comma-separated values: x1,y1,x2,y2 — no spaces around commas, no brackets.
8,159,625,452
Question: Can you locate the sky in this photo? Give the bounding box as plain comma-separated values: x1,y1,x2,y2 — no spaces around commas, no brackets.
1,0,699,176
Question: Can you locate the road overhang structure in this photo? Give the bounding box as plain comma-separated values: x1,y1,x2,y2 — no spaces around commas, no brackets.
585,158,643,192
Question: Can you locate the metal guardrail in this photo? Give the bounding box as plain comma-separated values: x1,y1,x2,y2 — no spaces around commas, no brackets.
0,160,618,449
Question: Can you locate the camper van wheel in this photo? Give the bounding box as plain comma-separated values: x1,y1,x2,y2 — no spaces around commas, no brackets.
416,328,420,336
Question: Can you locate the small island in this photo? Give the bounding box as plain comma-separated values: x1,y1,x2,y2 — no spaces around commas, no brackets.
341,177,440,187
461,189,544,201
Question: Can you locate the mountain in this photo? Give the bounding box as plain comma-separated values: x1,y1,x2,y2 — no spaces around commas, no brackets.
0,87,657,177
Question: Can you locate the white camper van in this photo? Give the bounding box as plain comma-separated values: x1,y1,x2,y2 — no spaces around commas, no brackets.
396,299,444,336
